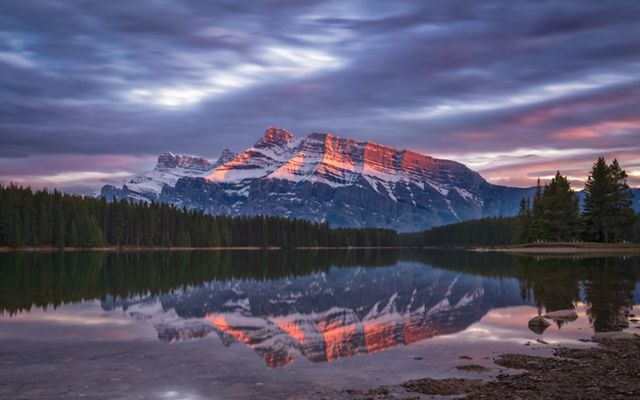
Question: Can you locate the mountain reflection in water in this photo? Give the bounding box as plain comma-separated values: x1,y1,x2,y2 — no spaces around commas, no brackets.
1,250,639,368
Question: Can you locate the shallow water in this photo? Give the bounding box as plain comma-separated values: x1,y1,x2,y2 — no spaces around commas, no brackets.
1,250,639,399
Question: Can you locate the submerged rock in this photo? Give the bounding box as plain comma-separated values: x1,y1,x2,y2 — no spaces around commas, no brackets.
528,315,551,334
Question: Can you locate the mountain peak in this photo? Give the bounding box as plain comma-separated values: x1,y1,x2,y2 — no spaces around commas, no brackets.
259,127,295,147
155,152,215,172
217,148,237,165
156,152,180,169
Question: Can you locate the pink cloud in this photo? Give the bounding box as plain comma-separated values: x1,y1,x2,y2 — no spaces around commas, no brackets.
552,120,640,141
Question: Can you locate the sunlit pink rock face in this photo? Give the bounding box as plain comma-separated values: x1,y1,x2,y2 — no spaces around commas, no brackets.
205,128,482,191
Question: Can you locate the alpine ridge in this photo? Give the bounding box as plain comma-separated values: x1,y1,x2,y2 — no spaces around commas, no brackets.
101,127,537,231
101,148,237,203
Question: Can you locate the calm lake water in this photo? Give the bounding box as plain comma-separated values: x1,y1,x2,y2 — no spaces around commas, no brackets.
1,250,639,399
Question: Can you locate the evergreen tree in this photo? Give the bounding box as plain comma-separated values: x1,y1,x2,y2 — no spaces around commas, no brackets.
530,178,543,241
583,157,611,242
608,159,635,242
538,171,580,241
67,220,79,247
583,157,635,242
516,198,531,243
52,194,65,248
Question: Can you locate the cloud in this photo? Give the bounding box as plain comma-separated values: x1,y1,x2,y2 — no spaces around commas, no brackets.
122,47,343,108
0,0,639,190
394,72,638,121
0,51,36,69
0,154,154,193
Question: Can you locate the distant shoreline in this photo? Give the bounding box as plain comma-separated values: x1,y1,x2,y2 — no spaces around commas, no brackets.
3,244,640,254
472,243,640,255
0,245,408,253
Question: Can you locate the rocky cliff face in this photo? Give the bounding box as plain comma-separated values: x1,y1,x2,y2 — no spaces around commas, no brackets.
101,127,537,230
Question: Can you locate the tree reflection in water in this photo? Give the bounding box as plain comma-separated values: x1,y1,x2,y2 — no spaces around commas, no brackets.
1,250,638,337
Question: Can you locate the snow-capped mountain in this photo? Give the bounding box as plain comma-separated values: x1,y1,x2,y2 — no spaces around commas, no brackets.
101,127,534,230
207,128,484,192
101,148,237,202
102,262,526,368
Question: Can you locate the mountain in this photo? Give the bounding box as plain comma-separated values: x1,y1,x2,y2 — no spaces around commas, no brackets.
101,148,237,202
101,127,534,231
100,127,638,231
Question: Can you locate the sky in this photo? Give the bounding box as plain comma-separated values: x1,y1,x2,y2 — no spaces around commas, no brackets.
1,0,639,192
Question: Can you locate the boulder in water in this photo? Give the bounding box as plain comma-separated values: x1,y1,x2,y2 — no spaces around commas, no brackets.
528,316,551,335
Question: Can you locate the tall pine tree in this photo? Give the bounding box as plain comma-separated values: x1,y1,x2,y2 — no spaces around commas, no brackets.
528,173,580,242
530,178,544,241
516,197,532,243
608,159,635,242
583,157,635,242
538,171,580,241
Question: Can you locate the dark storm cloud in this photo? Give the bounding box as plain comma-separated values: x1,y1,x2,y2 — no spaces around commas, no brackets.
1,0,639,189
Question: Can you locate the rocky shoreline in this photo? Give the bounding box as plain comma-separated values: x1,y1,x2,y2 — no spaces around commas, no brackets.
340,332,640,400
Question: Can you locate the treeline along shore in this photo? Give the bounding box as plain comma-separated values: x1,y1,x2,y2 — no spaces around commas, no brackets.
1,157,638,251
3,249,640,325
0,184,398,249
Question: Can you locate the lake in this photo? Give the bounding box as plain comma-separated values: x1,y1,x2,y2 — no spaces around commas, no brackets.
1,250,639,399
